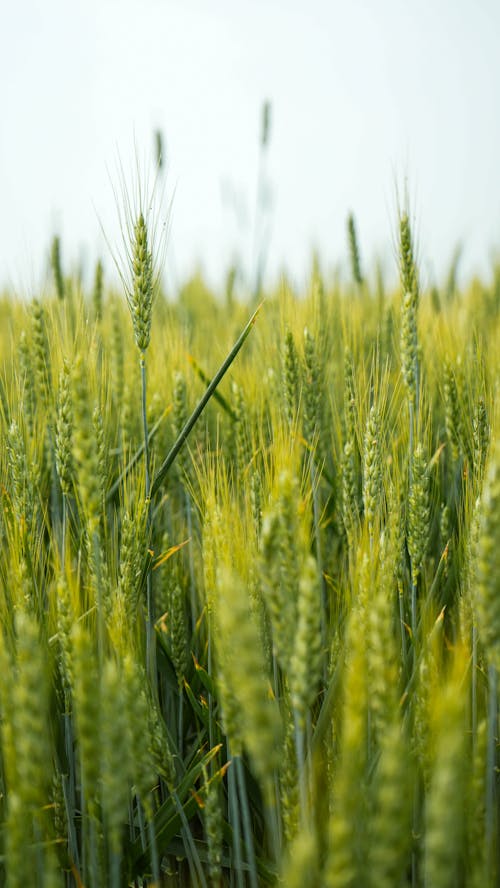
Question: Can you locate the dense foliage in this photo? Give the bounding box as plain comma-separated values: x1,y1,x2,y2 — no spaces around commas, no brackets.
0,210,499,886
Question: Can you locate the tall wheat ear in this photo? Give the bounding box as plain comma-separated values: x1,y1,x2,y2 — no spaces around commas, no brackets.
103,154,169,688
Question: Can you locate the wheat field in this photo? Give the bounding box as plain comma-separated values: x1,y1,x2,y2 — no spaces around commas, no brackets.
0,199,498,887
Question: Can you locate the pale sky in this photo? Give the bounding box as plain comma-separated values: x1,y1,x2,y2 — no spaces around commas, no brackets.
1,0,500,294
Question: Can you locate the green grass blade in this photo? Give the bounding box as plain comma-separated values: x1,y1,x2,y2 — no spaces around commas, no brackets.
150,303,262,498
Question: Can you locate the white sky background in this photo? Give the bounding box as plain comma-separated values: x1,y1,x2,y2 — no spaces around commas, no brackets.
1,0,500,294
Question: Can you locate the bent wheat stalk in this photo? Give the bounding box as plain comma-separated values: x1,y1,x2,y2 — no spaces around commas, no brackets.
151,303,262,497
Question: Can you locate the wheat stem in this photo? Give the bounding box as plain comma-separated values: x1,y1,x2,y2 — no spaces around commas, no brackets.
236,756,259,888
228,752,245,888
